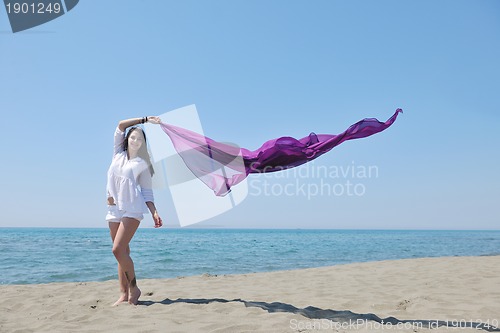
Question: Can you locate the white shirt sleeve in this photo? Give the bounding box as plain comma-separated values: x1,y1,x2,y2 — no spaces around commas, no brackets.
138,167,154,203
113,127,125,156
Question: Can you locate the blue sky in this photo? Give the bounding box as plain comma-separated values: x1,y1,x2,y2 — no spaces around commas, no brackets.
1,0,499,229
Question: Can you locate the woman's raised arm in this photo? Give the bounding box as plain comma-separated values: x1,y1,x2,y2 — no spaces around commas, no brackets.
118,116,161,132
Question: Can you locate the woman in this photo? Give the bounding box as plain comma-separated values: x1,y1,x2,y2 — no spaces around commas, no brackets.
106,116,163,306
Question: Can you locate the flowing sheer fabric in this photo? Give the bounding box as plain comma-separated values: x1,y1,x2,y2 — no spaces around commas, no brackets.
159,109,402,196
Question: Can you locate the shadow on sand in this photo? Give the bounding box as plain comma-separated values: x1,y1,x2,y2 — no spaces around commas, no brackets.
139,297,499,332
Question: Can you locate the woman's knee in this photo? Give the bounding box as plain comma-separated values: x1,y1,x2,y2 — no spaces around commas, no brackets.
112,244,127,258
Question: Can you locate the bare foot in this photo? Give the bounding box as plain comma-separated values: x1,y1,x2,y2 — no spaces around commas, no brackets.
112,293,128,306
128,286,141,305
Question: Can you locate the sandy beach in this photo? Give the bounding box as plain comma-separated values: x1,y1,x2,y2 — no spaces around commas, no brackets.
1,255,499,333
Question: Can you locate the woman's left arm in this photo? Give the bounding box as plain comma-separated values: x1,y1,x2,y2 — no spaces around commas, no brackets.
146,201,163,228
139,172,163,228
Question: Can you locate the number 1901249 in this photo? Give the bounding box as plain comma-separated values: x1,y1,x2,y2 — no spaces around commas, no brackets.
5,2,62,14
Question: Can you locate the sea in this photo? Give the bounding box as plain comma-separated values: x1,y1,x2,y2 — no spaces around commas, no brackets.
1,228,499,285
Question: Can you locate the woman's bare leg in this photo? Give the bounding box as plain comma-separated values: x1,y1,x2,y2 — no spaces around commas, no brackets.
109,222,130,306
112,217,141,305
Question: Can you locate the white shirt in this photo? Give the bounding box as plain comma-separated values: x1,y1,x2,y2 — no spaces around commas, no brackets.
106,127,152,213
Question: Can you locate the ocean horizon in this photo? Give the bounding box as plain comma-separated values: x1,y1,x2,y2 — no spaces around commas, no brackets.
1,228,499,285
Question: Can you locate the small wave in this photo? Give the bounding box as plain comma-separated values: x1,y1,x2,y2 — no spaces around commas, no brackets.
154,258,176,264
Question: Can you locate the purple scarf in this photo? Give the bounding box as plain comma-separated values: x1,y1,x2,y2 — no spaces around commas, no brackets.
160,109,402,196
